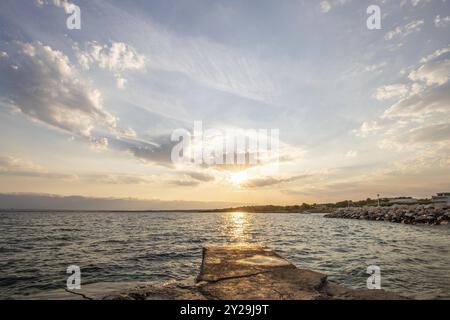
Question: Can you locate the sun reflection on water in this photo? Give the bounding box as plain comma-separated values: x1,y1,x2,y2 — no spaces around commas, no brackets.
221,212,253,243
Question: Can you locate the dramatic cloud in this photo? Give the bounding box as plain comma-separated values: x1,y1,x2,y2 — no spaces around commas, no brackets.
1,0,449,204
0,41,175,166
0,42,117,138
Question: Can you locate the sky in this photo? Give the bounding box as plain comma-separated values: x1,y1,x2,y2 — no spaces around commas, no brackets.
0,0,449,209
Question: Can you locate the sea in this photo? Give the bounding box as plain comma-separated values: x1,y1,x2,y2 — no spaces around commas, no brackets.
0,211,449,299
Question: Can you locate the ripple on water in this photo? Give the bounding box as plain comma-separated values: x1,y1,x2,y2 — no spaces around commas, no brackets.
0,211,449,299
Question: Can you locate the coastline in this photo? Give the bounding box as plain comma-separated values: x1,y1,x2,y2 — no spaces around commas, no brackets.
325,204,450,225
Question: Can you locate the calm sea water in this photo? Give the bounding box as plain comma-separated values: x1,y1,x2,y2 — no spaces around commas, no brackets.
0,211,449,299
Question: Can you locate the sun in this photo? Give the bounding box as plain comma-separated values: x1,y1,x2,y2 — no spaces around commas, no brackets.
230,171,248,185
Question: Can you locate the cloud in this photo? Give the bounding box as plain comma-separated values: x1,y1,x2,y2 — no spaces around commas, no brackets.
75,41,145,89
345,150,358,158
89,137,109,151
242,174,310,188
0,155,215,187
353,121,382,137
320,1,331,13
105,8,276,103
116,76,127,89
383,48,450,118
365,61,387,73
0,155,154,184
182,171,215,182
0,155,76,180
280,189,307,196
420,46,450,63
402,0,432,8
110,134,175,166
75,41,145,72
408,59,450,86
50,0,73,13
373,84,409,101
362,46,450,156
164,170,215,187
319,0,351,13
385,20,424,40
168,180,200,187
357,46,450,154
434,15,450,28
383,82,450,118
0,41,117,138
404,123,450,143
0,41,174,166
85,174,151,185
35,0,76,13
0,193,245,210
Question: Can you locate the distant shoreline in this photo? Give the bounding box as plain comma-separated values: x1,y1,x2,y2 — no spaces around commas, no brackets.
0,208,330,214
0,204,333,214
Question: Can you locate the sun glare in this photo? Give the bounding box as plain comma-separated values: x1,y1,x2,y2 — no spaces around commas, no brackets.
230,171,248,185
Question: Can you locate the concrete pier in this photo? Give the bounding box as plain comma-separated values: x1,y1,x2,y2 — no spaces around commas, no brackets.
195,244,403,300
26,244,405,300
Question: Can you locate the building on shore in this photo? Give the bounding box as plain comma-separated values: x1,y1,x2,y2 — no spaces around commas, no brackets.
432,193,450,204
387,197,418,205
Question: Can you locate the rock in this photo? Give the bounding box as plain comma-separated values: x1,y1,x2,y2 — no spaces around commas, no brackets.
196,245,405,300
26,245,407,300
26,280,207,300
325,205,450,226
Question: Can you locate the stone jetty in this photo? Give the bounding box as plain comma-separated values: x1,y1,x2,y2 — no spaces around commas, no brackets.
27,245,404,300
324,204,450,225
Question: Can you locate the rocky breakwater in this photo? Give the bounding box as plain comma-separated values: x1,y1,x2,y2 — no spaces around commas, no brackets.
325,204,450,225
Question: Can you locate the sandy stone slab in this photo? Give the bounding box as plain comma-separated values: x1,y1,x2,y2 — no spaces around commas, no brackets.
197,245,296,282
